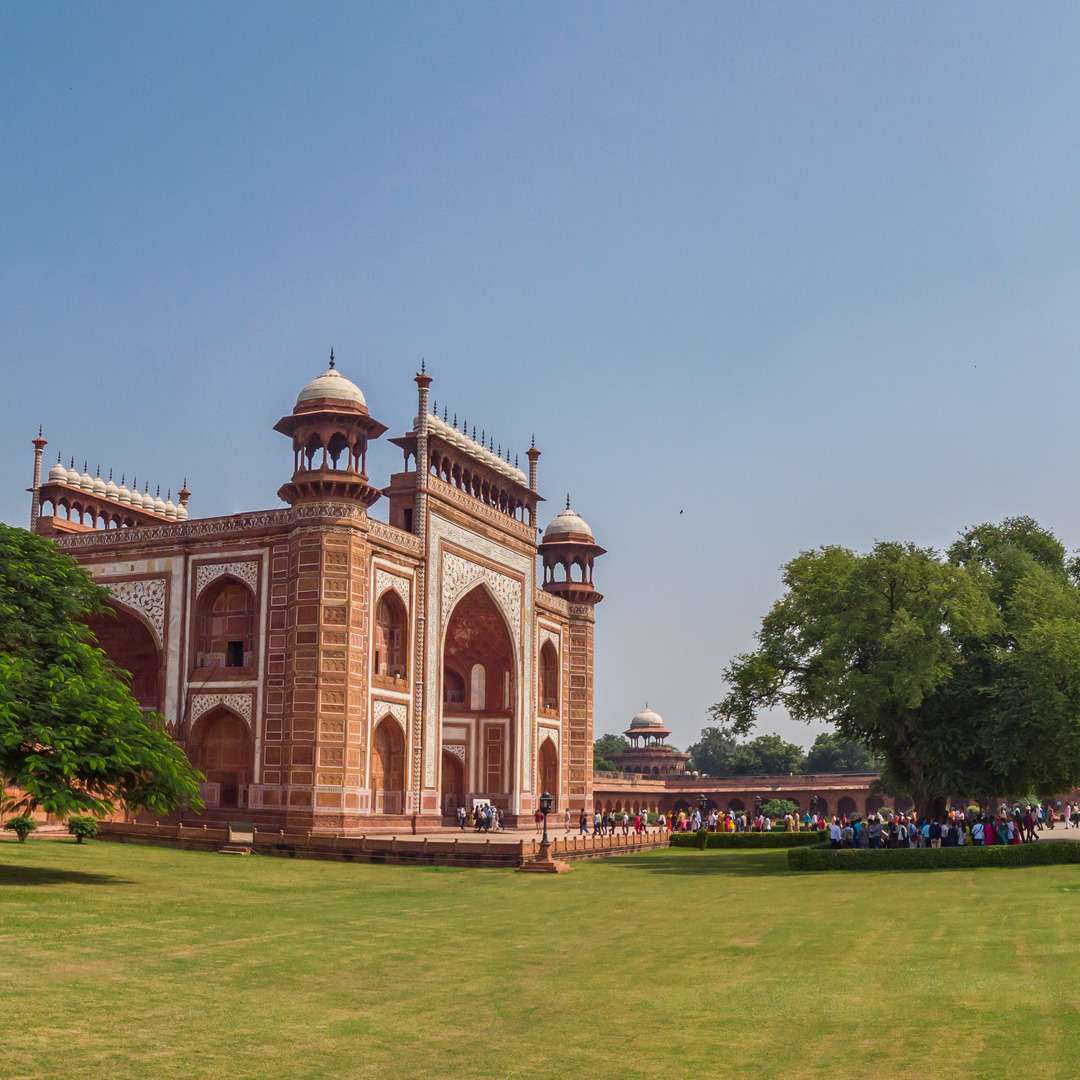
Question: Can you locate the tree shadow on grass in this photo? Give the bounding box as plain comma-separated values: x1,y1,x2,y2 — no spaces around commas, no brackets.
600,852,790,877
0,864,135,887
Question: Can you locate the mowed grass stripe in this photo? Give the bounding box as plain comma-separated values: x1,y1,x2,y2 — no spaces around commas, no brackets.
1,839,1078,1080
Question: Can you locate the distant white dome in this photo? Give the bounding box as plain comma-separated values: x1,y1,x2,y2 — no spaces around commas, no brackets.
92,471,106,497
130,485,144,509
164,498,177,519
66,460,81,486
79,468,94,493
152,491,167,516
48,458,66,483
543,504,594,542
296,358,366,408
630,706,666,730
176,503,188,521
104,475,120,501
117,479,132,506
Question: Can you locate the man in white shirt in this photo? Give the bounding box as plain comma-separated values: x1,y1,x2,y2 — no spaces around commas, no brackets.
829,819,842,848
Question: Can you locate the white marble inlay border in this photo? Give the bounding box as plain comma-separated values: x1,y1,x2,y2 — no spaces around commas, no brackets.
195,560,258,597
189,692,252,725
107,578,167,645
374,568,411,609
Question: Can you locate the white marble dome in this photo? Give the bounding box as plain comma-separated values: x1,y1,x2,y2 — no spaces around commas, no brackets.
92,470,107,497
296,359,366,409
48,457,67,483
630,706,666,730
543,504,594,542
65,460,81,486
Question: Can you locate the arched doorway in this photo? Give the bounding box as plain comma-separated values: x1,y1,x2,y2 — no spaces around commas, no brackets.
190,707,251,808
194,577,254,671
85,603,161,711
538,738,558,803
374,591,408,681
371,716,405,814
442,750,465,816
442,585,516,809
539,641,558,711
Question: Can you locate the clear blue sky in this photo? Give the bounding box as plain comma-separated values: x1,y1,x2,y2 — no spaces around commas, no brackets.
3,3,1080,750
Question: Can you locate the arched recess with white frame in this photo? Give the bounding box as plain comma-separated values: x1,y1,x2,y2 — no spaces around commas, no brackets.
193,573,256,673
84,601,162,713
441,582,518,811
188,704,252,809
371,712,406,815
537,735,559,805
372,588,409,684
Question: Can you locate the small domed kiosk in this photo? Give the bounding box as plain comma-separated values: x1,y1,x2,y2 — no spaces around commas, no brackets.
606,704,690,777
274,350,388,507
539,497,605,604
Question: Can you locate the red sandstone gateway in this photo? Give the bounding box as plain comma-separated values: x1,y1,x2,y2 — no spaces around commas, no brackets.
27,355,603,833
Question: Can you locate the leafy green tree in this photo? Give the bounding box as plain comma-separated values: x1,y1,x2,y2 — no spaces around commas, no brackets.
714,523,1080,818
686,726,738,774
728,734,807,775
804,732,878,772
0,524,203,818
593,733,629,772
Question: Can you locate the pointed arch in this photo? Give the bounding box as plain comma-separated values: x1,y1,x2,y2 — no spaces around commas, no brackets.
537,737,559,803
194,575,255,670
84,601,162,711
373,589,408,681
539,640,559,711
189,705,252,809
371,714,405,814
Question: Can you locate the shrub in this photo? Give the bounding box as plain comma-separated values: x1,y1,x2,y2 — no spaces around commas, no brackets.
670,829,828,849
67,815,100,843
788,841,1080,872
4,816,38,843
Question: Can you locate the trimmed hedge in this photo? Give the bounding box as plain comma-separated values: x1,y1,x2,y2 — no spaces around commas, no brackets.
788,840,1080,872
670,829,828,849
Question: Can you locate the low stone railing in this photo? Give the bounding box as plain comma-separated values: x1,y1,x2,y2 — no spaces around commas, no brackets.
96,821,668,867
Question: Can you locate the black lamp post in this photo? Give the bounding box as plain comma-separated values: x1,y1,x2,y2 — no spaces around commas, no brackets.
697,792,708,817
539,790,553,846
810,795,821,819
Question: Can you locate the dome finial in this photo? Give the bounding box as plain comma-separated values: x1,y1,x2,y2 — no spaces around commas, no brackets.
329,347,335,370
566,493,571,510
421,358,425,374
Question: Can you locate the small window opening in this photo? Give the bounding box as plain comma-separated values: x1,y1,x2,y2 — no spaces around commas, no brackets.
226,640,245,667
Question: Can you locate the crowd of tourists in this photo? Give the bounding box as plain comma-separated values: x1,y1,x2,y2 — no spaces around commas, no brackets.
462,800,1080,841
825,802,1079,849
456,804,505,832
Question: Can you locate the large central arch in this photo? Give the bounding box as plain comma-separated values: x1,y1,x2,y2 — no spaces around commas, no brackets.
84,602,161,712
441,584,517,812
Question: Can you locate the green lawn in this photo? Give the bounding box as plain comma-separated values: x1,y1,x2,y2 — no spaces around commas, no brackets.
1,838,1078,1080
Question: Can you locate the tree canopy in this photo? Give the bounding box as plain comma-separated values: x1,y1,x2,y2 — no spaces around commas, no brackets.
713,518,1080,817
0,524,203,817
687,729,807,775
804,732,878,773
593,733,629,772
